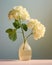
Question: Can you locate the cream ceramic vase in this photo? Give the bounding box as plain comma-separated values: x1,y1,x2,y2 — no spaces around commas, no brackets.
19,41,32,61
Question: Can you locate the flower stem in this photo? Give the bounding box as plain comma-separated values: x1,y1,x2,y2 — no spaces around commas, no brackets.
21,27,26,43
20,20,26,43
26,32,33,39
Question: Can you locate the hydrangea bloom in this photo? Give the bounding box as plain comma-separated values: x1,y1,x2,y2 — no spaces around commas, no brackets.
28,19,46,40
27,19,36,29
8,6,30,20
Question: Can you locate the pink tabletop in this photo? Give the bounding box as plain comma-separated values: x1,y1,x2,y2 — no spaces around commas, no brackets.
0,60,52,65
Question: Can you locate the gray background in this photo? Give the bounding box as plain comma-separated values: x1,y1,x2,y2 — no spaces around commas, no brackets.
0,0,52,59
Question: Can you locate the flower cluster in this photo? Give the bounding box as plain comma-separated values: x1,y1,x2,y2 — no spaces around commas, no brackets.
8,6,30,20
27,19,45,40
6,6,46,42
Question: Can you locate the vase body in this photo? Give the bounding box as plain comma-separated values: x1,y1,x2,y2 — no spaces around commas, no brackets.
19,41,32,61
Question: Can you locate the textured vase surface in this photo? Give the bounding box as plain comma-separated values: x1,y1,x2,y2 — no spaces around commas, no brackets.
19,41,32,61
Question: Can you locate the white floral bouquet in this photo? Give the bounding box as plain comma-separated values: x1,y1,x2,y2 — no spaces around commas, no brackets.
6,6,46,43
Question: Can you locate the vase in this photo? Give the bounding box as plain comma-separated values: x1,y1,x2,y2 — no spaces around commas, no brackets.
19,41,32,61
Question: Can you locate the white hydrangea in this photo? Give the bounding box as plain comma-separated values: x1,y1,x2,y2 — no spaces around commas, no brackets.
8,6,30,20
27,19,38,29
27,19,46,40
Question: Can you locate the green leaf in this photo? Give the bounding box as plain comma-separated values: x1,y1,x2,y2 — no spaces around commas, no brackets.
6,29,17,41
6,29,13,33
13,20,20,29
22,23,28,31
8,31,17,41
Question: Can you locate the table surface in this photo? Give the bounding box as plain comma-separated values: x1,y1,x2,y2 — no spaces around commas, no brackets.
0,60,52,65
